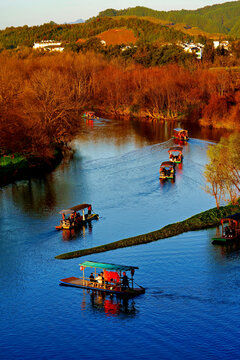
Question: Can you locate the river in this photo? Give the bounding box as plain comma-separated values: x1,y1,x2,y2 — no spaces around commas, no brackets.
1,118,240,360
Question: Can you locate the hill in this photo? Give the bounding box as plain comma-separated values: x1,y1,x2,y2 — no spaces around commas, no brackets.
98,2,240,37
0,17,191,50
116,16,221,40
95,28,137,45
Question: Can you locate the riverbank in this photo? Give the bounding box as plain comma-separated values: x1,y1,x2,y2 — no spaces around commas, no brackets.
55,203,240,259
0,148,63,187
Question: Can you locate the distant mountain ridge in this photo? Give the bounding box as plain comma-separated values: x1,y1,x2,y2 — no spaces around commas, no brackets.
98,1,240,36
68,19,85,24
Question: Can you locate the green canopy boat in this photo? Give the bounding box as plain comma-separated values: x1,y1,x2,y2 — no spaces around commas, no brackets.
60,261,145,297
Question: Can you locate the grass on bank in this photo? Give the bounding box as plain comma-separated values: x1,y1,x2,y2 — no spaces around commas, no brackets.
0,148,63,187
55,203,240,260
0,154,26,167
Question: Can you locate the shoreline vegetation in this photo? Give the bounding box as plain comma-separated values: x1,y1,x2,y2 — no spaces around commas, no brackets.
55,203,240,260
1,41,240,185
0,148,63,187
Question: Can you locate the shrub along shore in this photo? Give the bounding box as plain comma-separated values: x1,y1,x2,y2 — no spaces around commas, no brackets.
0,149,63,187
55,203,240,260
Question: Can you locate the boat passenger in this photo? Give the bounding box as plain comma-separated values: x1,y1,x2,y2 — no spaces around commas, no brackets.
88,205,92,215
122,272,129,290
225,226,230,237
89,273,95,282
229,226,235,237
100,271,105,285
96,274,102,285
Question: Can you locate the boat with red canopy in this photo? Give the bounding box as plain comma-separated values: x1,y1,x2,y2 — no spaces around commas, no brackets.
168,146,183,163
60,261,145,297
56,203,99,230
159,161,175,180
212,213,240,244
173,128,189,141
83,111,97,119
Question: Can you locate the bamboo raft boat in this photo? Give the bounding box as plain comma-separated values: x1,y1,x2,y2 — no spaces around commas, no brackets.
60,261,145,297
212,213,240,245
56,203,99,230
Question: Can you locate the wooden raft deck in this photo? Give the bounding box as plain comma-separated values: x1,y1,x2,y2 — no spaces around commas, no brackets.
60,277,145,297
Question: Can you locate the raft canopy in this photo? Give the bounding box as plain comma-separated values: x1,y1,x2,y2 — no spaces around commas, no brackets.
221,213,240,223
174,128,187,133
84,111,95,116
168,146,183,153
160,161,174,168
59,203,91,215
79,261,139,272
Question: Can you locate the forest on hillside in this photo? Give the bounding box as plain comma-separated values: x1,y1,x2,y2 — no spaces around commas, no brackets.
1,50,240,161
0,17,191,50
98,2,240,37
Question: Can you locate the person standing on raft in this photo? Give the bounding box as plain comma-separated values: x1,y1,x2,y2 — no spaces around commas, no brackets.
122,272,129,290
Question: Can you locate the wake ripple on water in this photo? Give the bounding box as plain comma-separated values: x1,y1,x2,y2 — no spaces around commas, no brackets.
150,289,240,306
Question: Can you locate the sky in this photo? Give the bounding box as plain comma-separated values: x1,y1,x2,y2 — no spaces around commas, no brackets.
0,0,237,29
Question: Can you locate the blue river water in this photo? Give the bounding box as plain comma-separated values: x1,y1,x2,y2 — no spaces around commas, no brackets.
1,119,240,360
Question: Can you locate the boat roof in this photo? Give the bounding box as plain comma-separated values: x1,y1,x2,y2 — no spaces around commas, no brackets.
79,261,139,271
168,146,183,152
174,128,187,132
59,203,91,214
70,203,91,211
222,213,240,222
160,161,174,167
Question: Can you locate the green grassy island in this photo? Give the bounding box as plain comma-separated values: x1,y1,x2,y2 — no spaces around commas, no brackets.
55,202,240,260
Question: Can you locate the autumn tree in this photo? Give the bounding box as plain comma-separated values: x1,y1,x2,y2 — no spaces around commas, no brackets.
204,134,240,207
204,144,225,208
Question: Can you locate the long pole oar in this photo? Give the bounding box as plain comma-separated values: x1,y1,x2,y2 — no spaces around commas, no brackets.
133,280,145,289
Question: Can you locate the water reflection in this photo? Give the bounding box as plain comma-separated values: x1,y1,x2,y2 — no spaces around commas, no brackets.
77,117,229,151
3,152,89,217
61,223,93,242
86,291,138,317
213,241,240,258
9,177,58,215
159,178,175,190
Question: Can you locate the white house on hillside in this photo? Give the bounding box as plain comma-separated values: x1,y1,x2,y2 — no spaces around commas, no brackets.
33,40,64,52
213,40,229,50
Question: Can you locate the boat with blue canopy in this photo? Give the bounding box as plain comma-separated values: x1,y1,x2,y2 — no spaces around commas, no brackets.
60,261,145,297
